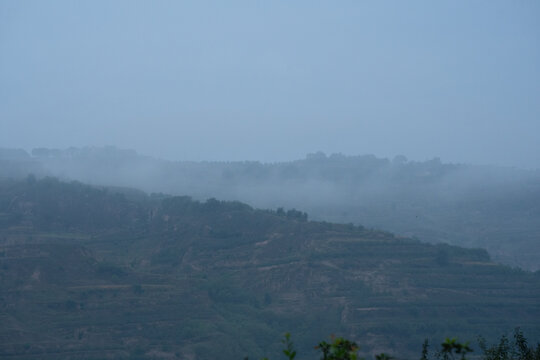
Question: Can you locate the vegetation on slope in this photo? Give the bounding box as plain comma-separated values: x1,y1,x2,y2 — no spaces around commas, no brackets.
259,329,540,360
0,177,539,359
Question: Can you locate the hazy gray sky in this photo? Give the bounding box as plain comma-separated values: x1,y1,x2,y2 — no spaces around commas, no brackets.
1,1,539,168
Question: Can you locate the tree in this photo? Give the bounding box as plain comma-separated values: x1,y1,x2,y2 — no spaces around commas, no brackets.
316,336,360,360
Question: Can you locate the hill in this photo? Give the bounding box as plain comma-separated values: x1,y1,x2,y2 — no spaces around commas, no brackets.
0,177,538,359
1,147,539,270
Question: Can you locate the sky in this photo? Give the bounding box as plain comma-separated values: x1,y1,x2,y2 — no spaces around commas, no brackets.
1,1,539,168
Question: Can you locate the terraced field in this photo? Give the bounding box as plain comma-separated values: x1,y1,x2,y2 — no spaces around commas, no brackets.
0,178,539,359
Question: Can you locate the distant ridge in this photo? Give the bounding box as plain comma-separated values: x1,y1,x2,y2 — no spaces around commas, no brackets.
1,146,539,270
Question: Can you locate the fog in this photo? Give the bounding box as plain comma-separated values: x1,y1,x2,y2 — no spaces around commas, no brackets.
2,5,540,356
1,1,540,266
1,146,539,271
1,1,540,169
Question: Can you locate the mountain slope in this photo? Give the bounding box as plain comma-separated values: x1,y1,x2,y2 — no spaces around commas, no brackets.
0,177,538,359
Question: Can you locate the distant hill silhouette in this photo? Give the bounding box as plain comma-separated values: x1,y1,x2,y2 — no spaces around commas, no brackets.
1,146,539,270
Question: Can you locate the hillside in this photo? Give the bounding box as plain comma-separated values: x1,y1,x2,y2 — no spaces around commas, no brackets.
1,147,539,270
0,177,539,359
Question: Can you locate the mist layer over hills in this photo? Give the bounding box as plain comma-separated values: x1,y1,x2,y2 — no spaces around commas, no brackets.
1,146,539,271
